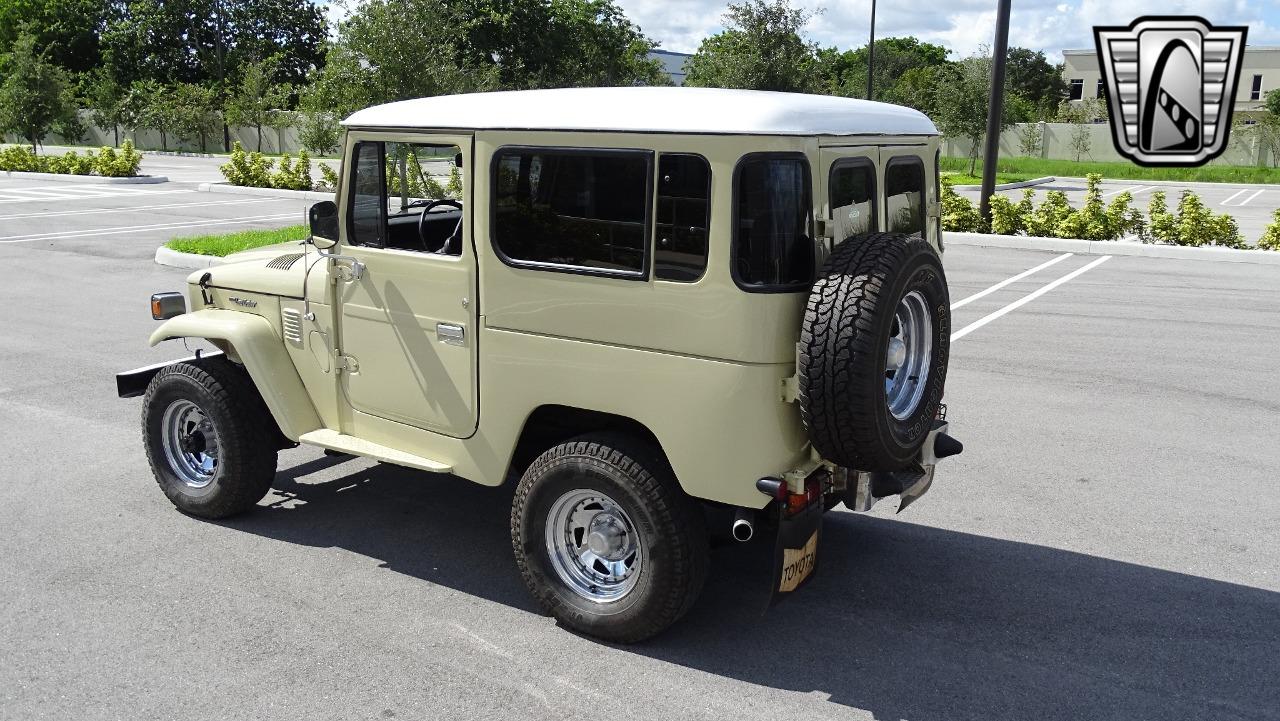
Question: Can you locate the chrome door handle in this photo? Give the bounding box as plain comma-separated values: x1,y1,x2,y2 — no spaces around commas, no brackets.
436,323,465,346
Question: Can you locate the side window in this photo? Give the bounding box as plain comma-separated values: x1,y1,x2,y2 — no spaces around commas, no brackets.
346,140,466,254
733,154,812,291
349,141,384,247
492,148,651,277
829,158,876,239
655,154,711,282
885,157,925,238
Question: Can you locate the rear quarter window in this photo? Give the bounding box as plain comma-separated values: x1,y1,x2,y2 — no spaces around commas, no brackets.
732,154,813,292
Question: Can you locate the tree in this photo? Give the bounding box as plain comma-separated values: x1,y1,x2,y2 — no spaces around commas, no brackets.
224,56,288,152
1006,47,1067,119
0,0,112,75
932,53,1018,175
85,66,133,146
1231,89,1280,167
0,32,74,151
1056,98,1106,162
815,37,949,102
454,0,667,88
684,0,819,92
133,79,181,150
172,83,221,153
101,0,326,87
307,0,496,117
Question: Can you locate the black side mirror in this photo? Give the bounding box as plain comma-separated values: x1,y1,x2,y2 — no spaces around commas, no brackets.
308,200,339,248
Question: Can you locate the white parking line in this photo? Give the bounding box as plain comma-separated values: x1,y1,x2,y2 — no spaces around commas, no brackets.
1102,185,1153,197
0,197,291,221
1220,189,1249,206
0,187,196,204
951,253,1074,310
1236,189,1265,206
0,213,301,243
951,256,1112,341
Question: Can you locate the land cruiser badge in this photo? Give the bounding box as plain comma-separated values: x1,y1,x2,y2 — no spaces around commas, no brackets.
1094,17,1247,167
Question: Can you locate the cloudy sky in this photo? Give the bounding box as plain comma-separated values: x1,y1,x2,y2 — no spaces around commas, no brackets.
614,0,1280,60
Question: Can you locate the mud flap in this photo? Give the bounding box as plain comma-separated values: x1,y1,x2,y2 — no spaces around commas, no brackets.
768,499,823,606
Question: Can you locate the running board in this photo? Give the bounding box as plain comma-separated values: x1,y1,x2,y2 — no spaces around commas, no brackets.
298,429,453,474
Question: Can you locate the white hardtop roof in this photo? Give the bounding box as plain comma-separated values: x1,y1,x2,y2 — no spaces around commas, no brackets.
342,87,938,137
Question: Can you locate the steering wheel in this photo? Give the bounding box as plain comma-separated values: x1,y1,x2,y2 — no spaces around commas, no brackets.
416,199,463,253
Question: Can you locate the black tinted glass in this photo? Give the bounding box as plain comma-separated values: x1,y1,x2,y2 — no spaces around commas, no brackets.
349,142,384,247
734,156,812,289
829,160,875,238
493,149,649,275
885,158,925,237
655,154,711,281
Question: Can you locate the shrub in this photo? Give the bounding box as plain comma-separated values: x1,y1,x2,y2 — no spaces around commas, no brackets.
317,162,339,191
269,152,313,191
93,140,142,177
1173,191,1245,248
1026,190,1073,238
220,141,275,187
940,183,981,232
1258,210,1280,250
1055,174,1110,240
1147,191,1177,243
48,150,95,175
0,145,40,172
988,194,1023,235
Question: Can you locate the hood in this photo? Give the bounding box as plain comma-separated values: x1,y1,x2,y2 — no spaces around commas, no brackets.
186,241,311,300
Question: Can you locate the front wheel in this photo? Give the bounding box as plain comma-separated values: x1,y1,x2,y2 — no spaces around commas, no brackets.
511,434,708,643
142,358,278,519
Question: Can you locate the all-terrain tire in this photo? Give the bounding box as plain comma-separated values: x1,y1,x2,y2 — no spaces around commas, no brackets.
799,232,950,470
142,358,278,518
511,433,709,643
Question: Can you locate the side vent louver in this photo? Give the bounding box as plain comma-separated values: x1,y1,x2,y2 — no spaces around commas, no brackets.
266,253,305,270
281,308,304,345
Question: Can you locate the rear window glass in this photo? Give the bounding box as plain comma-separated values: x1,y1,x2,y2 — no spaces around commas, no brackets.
829,159,876,238
655,154,711,282
492,148,650,276
733,155,813,290
885,157,925,237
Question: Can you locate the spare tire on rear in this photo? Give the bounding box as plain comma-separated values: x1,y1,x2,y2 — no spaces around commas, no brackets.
799,232,950,471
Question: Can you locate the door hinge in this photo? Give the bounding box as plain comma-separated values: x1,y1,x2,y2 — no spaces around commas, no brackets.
334,353,359,373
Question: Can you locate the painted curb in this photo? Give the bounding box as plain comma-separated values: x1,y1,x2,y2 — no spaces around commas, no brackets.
950,176,1056,191
197,182,335,202
1,170,169,184
945,232,1280,265
154,245,224,270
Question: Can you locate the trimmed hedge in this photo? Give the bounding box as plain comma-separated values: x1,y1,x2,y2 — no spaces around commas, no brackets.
0,141,142,177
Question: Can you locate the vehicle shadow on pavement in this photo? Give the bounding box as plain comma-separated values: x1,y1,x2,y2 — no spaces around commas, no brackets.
227,456,1279,721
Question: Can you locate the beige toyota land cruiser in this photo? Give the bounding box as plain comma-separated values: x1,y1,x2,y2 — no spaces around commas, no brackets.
118,87,962,642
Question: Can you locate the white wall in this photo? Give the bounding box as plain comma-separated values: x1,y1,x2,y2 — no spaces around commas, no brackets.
941,122,1273,167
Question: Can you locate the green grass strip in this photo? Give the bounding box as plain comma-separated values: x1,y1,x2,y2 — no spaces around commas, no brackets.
166,224,308,257
942,156,1280,184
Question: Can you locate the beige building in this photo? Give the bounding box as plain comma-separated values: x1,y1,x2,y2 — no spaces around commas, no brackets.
1062,45,1280,113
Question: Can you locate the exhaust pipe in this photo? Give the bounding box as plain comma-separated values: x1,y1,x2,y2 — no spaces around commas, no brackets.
731,508,754,542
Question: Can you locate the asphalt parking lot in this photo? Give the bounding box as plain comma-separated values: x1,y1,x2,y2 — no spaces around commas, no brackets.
955,177,1279,243
1,165,1278,721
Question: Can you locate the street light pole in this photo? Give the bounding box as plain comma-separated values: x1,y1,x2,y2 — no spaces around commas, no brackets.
866,0,877,101
979,0,1012,225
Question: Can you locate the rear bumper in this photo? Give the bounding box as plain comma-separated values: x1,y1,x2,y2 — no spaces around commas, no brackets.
115,351,224,398
845,421,961,513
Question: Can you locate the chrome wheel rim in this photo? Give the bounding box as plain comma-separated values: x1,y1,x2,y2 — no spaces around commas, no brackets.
885,290,933,420
160,399,220,489
544,489,642,603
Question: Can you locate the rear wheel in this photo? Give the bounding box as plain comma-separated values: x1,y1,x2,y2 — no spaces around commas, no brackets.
511,434,708,643
142,358,278,519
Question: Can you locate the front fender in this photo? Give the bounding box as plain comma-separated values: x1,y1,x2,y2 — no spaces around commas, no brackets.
149,309,321,440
